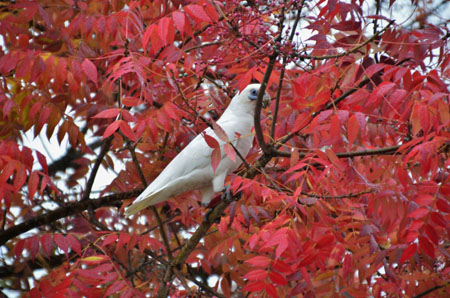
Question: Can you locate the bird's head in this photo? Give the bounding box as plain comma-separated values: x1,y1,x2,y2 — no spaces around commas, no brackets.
234,83,271,110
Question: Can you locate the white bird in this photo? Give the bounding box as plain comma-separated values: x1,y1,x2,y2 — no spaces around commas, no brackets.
125,84,270,216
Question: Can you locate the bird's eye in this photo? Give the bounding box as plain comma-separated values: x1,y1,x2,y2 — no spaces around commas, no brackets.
249,88,258,100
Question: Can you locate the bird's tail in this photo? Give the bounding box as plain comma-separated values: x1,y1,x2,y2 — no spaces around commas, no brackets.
124,189,164,216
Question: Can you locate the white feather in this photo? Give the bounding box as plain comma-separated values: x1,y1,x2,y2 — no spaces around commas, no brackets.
125,84,270,216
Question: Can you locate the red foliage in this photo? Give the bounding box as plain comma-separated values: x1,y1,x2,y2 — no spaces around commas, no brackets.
0,0,449,297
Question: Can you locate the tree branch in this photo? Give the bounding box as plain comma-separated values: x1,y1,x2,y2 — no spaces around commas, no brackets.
0,190,141,246
298,20,395,60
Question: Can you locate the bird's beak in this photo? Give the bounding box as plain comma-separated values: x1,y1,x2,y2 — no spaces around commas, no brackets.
262,93,271,108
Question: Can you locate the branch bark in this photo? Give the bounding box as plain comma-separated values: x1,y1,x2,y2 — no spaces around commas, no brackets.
0,190,141,246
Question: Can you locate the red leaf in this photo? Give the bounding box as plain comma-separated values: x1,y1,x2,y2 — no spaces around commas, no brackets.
82,59,97,85
419,236,435,258
119,121,136,142
121,110,137,122
122,97,141,107
244,269,268,280
210,147,221,173
104,281,126,297
151,23,162,53
329,114,341,144
265,283,278,298
418,104,430,133
39,174,49,195
14,239,26,258
66,234,81,256
430,212,447,227
103,120,120,139
27,235,40,260
347,114,359,146
116,232,130,254
36,151,48,174
203,1,219,22
298,253,316,267
268,271,287,285
410,104,421,135
424,224,439,245
414,194,434,206
293,112,312,132
184,5,212,24
220,276,230,298
102,233,118,247
0,161,16,184
28,171,39,199
243,281,266,292
211,120,229,142
158,17,174,46
40,234,54,257
246,256,271,267
13,165,27,193
364,63,386,78
400,243,417,263
142,24,154,50
54,234,69,257
92,108,121,119
172,11,186,36
436,199,450,213
156,110,170,131
272,260,292,273
342,254,352,278
38,106,51,131
376,82,396,98
408,207,428,219
203,133,219,148
223,143,236,163
316,234,335,249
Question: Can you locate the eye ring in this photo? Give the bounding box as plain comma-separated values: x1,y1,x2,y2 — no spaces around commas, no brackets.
249,88,258,100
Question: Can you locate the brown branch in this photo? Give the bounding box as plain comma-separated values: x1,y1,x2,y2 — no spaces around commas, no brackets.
412,283,447,298
271,2,304,140
299,21,395,60
253,5,286,155
0,189,141,246
254,54,277,155
300,189,374,200
81,136,113,202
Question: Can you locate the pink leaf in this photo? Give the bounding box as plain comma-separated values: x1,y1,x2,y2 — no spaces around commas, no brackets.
211,147,221,173
172,11,186,36
211,120,229,142
246,256,271,268
223,143,236,163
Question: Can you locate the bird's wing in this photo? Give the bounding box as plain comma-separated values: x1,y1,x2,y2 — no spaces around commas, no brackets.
125,132,215,216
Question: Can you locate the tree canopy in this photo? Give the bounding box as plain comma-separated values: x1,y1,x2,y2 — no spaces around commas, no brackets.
0,0,449,297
